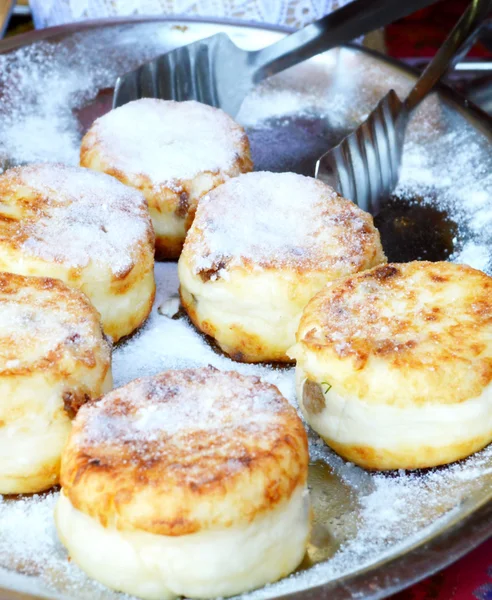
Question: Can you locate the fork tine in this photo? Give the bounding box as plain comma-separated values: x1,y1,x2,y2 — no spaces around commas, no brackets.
113,32,241,112
360,113,382,208
347,127,371,209
376,101,395,195
113,70,140,108
314,147,337,190
383,90,403,186
316,93,401,214
180,46,196,101
194,44,208,105
172,48,186,101
195,43,219,107
188,47,199,103
372,92,402,198
137,61,158,99
336,141,357,204
372,101,392,201
155,53,175,101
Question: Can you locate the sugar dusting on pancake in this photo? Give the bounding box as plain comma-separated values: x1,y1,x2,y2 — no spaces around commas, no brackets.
82,99,250,190
297,261,492,406
61,367,308,535
0,272,108,375
186,171,383,276
0,163,152,277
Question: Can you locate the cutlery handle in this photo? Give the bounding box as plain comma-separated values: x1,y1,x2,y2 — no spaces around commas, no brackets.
251,0,442,82
404,0,492,113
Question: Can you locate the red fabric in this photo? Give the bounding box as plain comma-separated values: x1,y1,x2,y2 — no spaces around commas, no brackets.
385,0,491,59
392,537,492,599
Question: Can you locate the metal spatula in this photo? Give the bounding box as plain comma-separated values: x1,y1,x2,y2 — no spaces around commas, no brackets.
113,0,442,116
316,0,492,214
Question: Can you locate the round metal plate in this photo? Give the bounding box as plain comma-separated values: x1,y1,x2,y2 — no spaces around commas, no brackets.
0,16,490,600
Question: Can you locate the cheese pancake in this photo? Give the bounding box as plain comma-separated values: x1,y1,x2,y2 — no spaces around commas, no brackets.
179,171,385,363
0,272,111,494
0,163,155,341
291,261,492,470
81,99,252,259
56,367,309,599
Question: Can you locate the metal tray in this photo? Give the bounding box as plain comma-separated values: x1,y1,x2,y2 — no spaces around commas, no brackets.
0,16,491,600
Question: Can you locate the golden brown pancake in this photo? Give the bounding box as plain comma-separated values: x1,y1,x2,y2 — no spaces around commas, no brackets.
0,163,155,341
81,99,252,259
0,271,112,494
291,261,492,470
56,367,310,599
179,171,386,362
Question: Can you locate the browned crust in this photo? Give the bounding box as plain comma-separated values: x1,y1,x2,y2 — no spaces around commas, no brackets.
180,287,293,364
80,108,253,261
104,273,156,343
61,367,308,535
182,176,386,277
109,218,155,287
0,172,48,252
0,272,111,378
0,167,57,241
63,389,97,419
324,435,492,471
297,261,492,405
0,164,155,276
0,164,156,341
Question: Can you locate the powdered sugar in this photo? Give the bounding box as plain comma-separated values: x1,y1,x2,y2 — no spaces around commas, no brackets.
0,493,124,600
0,27,168,169
112,264,297,401
0,297,93,366
393,97,492,275
238,57,342,127
187,171,379,273
1,164,151,276
454,241,490,271
87,99,247,189
0,262,491,600
80,367,290,451
257,440,492,600
0,43,87,167
0,273,105,370
0,41,112,168
0,19,490,600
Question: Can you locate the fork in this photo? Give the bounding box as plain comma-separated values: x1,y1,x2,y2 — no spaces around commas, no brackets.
113,0,443,115
316,0,492,214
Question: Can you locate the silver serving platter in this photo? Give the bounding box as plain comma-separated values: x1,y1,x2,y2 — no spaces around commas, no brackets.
0,16,491,600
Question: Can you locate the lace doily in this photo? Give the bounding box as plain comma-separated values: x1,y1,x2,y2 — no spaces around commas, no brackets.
29,0,352,29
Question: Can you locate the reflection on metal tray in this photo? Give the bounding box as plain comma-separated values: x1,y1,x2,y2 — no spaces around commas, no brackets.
407,56,492,116
0,16,491,600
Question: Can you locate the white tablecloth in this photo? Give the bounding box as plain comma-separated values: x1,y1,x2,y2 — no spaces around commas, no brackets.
29,0,352,29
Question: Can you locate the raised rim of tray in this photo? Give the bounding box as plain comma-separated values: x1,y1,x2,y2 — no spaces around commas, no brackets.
0,15,490,600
